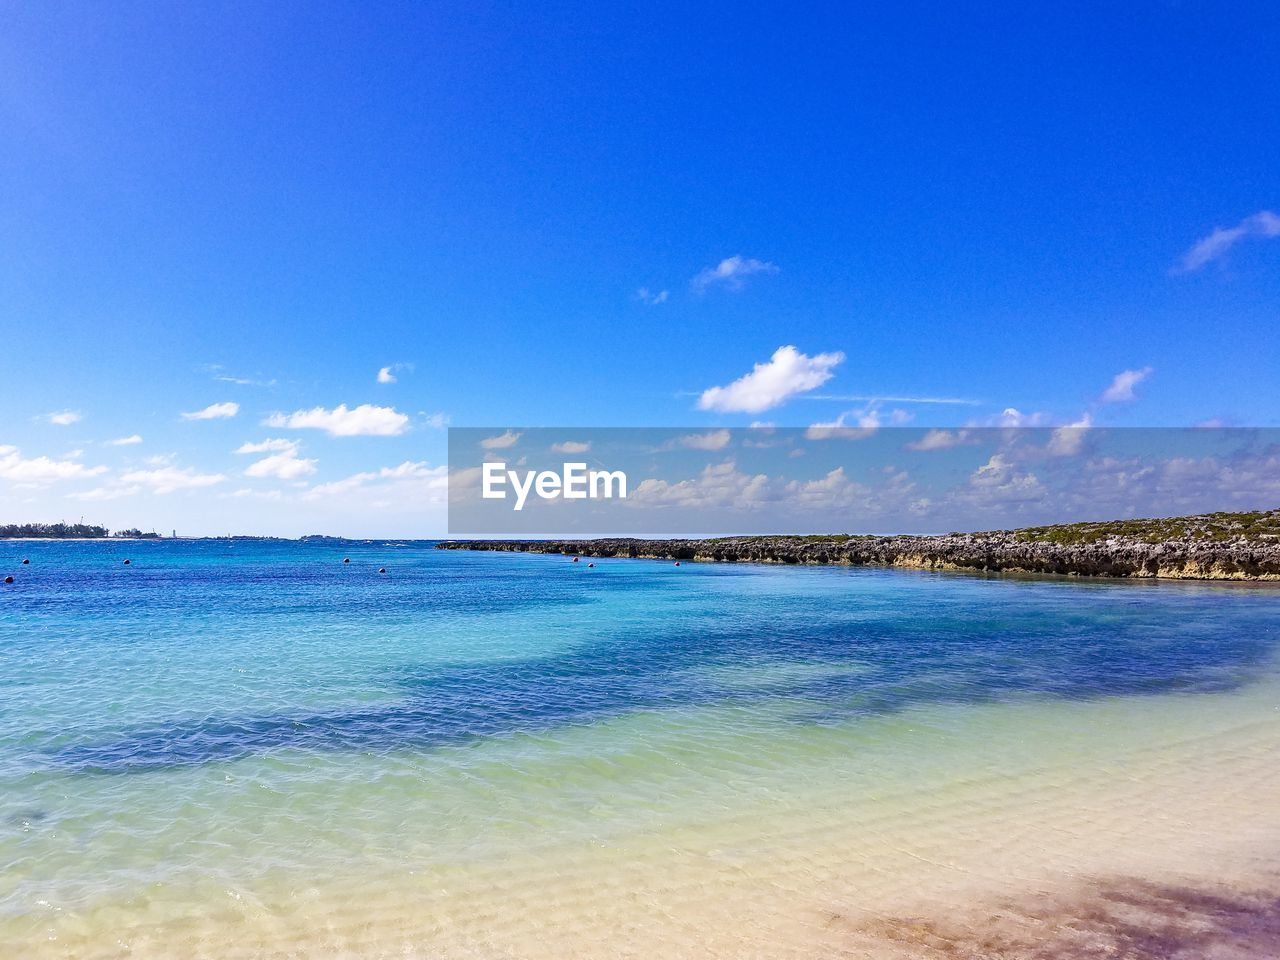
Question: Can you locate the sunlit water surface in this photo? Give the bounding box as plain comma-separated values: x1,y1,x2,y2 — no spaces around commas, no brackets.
2,540,1279,957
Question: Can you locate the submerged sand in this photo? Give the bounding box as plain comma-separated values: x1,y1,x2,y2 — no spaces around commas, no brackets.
7,677,1280,959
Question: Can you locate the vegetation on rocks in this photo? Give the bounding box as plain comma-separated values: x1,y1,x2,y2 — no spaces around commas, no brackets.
439,509,1280,581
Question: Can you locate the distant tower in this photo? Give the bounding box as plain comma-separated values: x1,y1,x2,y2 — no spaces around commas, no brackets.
172,529,177,539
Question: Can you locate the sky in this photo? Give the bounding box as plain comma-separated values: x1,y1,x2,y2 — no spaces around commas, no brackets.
1,1,1278,537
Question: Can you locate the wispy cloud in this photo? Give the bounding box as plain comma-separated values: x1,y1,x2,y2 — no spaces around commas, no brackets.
215,375,277,387
676,429,731,451
635,287,669,305
43,410,82,426
806,394,980,406
1176,210,1280,272
479,430,521,450
122,466,225,494
804,409,879,441
0,445,107,484
906,428,979,451
551,440,591,454
200,363,276,387
698,345,845,414
182,402,240,421
76,464,226,500
235,438,298,454
264,403,409,437
304,461,448,502
244,449,317,481
1100,366,1153,403
692,255,778,292
107,434,143,446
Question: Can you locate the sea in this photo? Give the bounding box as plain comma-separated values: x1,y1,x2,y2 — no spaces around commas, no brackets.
2,539,1279,958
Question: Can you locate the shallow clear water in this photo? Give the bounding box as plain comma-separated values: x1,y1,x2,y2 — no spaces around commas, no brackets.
2,540,1279,957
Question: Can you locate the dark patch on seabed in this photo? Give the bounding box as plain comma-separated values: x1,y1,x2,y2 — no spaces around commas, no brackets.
44,608,1279,773
839,876,1280,959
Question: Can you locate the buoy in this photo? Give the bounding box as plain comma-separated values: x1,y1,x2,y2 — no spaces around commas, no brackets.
674,561,681,567
343,558,350,564
3,576,13,584
123,559,131,565
587,562,594,568
378,567,386,574
572,556,579,562
21,559,29,565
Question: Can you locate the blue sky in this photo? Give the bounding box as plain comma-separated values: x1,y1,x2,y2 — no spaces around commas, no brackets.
2,1,1278,536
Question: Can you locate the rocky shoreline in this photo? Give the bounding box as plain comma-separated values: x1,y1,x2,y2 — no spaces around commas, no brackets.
438,511,1280,581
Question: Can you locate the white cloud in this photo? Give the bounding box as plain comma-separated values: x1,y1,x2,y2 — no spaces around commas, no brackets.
1046,414,1092,457
44,410,82,426
479,430,521,449
377,362,413,384
81,468,225,502
805,393,981,406
1100,366,1153,403
981,408,1049,428
676,429,731,451
961,454,1047,504
692,255,779,292
214,375,277,387
635,287,669,305
1177,210,1280,272
631,461,772,510
182,402,240,421
628,461,920,516
0,445,107,484
906,428,977,451
122,466,225,494
551,440,591,454
108,434,143,446
305,461,448,502
264,403,409,437
73,485,138,502
698,345,845,414
235,438,299,454
244,449,318,480
782,467,871,510
804,409,879,440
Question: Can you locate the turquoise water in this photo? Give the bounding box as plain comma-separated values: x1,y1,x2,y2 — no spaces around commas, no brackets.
2,540,1280,957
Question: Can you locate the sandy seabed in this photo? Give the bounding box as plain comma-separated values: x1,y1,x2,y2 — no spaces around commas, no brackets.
8,682,1280,960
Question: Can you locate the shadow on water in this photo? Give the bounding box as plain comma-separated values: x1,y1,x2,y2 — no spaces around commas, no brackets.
46,605,1279,774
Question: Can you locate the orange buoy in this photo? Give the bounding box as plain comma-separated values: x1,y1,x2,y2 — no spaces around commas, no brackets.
378,567,386,574
3,576,13,584
123,559,131,565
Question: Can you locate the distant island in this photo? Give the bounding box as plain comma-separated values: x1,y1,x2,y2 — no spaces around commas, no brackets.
0,523,164,539
438,509,1280,581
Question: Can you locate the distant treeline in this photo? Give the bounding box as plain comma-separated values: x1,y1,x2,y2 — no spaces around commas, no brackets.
1,522,110,539
0,523,161,539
